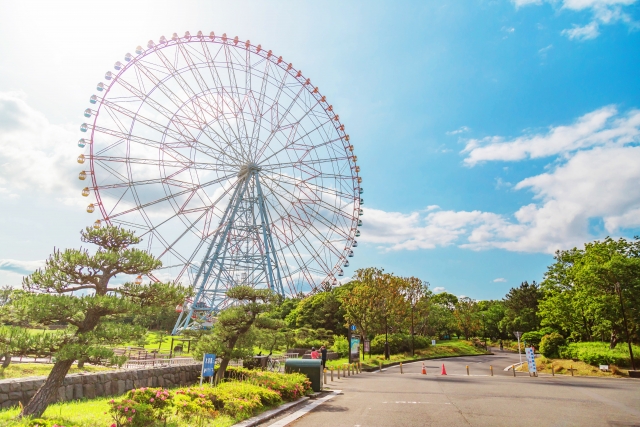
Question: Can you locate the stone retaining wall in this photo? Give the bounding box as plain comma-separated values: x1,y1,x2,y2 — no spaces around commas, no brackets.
0,363,202,409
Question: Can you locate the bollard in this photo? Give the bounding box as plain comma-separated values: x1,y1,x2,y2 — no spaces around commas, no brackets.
337,366,340,379
324,368,327,384
379,360,383,372
348,364,351,377
331,367,334,381
571,364,574,377
513,365,516,377
359,361,362,373
466,365,469,376
551,364,554,377
400,362,403,374
490,365,493,376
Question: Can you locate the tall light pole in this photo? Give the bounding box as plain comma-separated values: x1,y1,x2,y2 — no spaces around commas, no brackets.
514,331,523,366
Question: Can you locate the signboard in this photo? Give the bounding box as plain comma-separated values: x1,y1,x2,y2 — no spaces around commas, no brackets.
364,340,370,353
203,353,216,377
350,335,360,356
525,347,537,375
431,340,436,346
350,324,356,331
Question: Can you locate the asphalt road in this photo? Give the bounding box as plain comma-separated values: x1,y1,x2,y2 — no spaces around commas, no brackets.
260,352,640,427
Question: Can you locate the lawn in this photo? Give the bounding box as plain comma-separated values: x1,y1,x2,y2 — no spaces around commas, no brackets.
0,363,111,380
516,356,630,377
326,338,488,370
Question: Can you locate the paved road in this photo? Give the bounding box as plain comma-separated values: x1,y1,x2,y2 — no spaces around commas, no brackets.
261,352,640,427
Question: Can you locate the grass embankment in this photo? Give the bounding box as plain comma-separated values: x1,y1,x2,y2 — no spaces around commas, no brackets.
326,339,488,370
0,363,111,380
516,356,629,377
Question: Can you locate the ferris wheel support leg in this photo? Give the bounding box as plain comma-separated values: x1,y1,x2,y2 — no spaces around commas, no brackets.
254,172,284,297
172,178,248,333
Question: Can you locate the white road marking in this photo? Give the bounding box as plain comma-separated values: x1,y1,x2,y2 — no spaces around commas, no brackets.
266,390,342,427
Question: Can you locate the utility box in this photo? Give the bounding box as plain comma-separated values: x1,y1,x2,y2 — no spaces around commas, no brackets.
284,359,323,392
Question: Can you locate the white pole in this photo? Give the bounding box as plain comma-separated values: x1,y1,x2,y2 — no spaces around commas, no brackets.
517,335,522,365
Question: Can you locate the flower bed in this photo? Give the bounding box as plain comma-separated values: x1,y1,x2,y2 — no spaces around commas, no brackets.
105,368,312,426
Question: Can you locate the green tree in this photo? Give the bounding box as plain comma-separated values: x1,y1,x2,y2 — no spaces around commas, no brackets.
454,297,480,340
10,226,189,419
194,286,280,382
500,281,543,334
477,300,507,340
539,237,640,353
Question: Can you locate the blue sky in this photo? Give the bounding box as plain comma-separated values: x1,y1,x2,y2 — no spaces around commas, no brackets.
0,0,639,299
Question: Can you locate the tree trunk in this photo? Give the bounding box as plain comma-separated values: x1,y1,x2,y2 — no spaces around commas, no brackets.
20,359,74,418
214,358,231,383
77,358,85,369
610,331,618,350
1,354,11,369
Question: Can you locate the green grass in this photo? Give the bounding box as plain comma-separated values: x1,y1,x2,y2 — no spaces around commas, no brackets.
0,363,111,380
326,338,488,370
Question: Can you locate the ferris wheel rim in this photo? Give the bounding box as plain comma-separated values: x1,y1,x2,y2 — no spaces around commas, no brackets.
84,31,361,293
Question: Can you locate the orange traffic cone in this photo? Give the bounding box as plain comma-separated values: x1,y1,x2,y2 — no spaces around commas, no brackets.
421,362,427,375
441,363,447,375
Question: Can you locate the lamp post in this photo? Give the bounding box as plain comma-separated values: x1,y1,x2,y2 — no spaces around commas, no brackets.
514,331,522,366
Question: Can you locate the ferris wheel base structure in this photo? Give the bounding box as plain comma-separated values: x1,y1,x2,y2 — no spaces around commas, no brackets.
172,167,285,334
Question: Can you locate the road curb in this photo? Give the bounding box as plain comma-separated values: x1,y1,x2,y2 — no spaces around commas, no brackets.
361,352,494,372
231,396,311,427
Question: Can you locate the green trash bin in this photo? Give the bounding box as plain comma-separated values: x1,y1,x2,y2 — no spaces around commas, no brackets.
285,359,323,392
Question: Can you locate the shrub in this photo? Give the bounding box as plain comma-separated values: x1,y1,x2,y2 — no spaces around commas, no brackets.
521,328,555,347
370,333,430,354
109,388,172,427
108,370,310,425
331,335,349,357
226,367,312,400
557,342,635,367
539,333,565,358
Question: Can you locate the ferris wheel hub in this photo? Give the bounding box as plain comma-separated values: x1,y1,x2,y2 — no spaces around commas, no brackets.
237,163,261,179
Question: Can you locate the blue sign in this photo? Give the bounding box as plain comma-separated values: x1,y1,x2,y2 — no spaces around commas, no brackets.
203,353,216,377
350,325,356,331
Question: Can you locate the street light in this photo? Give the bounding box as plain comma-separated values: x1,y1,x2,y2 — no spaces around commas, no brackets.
514,331,523,366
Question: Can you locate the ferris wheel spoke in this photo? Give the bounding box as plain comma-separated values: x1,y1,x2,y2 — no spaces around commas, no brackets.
261,177,348,259
222,45,252,161
107,171,237,220
261,194,329,290
261,179,353,248
262,170,356,214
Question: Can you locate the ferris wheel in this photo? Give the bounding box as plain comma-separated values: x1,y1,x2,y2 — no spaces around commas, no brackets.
77,31,363,332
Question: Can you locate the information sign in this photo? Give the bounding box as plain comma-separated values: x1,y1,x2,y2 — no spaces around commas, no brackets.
364,340,370,353
525,347,537,375
350,335,360,356
350,324,356,331
202,353,216,380
431,340,436,346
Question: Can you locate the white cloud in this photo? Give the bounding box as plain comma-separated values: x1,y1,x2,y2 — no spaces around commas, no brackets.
538,44,554,55
433,287,446,293
493,278,507,282
0,92,80,203
462,106,640,165
446,126,470,136
0,259,44,276
562,21,601,40
512,0,638,40
361,106,640,254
